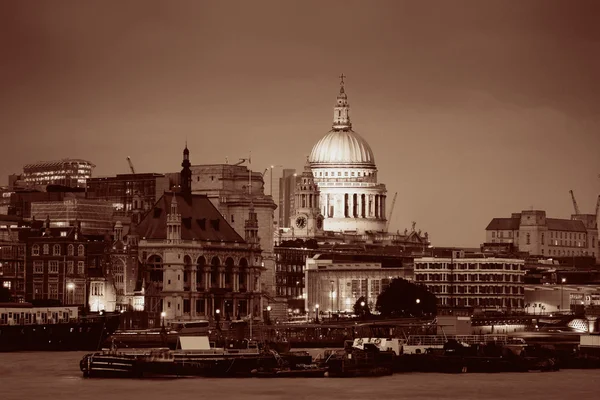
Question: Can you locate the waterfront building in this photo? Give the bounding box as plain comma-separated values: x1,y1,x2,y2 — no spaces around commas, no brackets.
304,252,411,315
135,147,265,326
30,197,114,236
19,218,91,307
485,210,599,263
308,76,388,234
0,239,25,302
188,162,277,296
22,159,95,189
86,173,171,217
413,254,525,310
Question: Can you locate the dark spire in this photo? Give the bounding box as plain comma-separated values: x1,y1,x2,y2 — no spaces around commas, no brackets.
181,144,192,196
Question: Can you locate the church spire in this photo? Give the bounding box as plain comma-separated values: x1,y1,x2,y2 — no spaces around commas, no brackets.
333,73,351,130
181,143,192,196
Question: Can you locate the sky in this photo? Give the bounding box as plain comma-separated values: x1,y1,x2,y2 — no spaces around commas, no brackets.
1,0,600,247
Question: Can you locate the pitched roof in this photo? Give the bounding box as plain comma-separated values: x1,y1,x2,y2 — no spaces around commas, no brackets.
136,192,244,243
486,218,520,231
546,218,587,232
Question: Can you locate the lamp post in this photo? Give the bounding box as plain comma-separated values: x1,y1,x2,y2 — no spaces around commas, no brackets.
266,305,271,325
330,280,335,320
315,304,320,323
160,311,166,329
66,282,75,305
360,301,365,319
561,277,566,311
416,298,421,317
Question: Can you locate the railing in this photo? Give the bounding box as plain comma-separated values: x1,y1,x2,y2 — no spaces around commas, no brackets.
405,334,508,346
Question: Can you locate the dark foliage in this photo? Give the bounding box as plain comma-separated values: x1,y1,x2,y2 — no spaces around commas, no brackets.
376,278,437,317
353,296,371,317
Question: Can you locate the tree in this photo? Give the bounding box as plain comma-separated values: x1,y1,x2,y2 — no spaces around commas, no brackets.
353,296,371,318
376,278,437,318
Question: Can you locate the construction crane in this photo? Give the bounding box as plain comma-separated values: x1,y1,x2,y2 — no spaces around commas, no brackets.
595,195,600,217
126,157,136,174
569,190,580,215
234,158,248,166
261,168,268,177
385,192,398,232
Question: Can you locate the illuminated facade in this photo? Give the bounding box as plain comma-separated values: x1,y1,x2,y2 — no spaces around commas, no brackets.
304,254,410,314
22,159,95,189
486,210,598,262
308,76,387,234
30,198,114,236
413,257,525,310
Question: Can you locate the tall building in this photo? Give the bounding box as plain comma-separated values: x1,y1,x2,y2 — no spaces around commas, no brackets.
189,163,277,296
485,210,598,263
308,76,388,233
30,198,114,236
22,159,95,189
86,173,170,217
278,169,297,228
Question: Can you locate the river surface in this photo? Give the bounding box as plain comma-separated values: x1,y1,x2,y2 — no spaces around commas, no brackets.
0,352,597,400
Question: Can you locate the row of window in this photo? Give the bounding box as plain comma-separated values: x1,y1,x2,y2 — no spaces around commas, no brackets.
31,244,85,257
33,260,85,274
492,230,589,241
424,284,523,295
415,273,523,283
316,170,375,178
415,263,523,271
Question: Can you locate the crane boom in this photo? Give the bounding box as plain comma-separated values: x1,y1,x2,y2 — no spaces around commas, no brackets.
569,190,580,215
385,192,398,232
126,157,136,174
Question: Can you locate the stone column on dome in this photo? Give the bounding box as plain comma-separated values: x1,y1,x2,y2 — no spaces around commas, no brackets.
374,195,379,218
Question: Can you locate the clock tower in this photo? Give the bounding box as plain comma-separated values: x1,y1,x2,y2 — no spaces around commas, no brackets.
290,159,324,238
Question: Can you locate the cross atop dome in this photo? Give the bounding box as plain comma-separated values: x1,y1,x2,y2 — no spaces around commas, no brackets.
339,73,346,93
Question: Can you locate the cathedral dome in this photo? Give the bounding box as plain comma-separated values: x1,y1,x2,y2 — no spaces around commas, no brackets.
309,129,375,166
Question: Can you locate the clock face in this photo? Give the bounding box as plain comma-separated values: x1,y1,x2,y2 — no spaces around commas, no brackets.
316,217,323,230
296,216,307,229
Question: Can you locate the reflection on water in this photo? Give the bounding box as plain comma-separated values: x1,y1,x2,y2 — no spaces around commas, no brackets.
0,351,597,400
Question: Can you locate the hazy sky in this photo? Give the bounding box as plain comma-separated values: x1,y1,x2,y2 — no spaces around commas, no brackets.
1,0,599,247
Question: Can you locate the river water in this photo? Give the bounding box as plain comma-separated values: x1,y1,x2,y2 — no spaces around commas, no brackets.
0,352,597,400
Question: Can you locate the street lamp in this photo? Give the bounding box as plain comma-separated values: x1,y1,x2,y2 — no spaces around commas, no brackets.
416,298,421,304
66,282,75,305
160,311,166,329
315,304,320,323
560,278,566,311
330,280,335,320
266,305,272,325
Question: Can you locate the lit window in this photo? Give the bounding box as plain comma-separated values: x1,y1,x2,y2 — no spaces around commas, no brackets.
77,245,85,256
53,244,61,256
32,245,40,256
68,245,74,256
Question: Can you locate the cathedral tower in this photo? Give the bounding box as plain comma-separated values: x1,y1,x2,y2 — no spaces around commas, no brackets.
180,144,192,195
290,158,324,238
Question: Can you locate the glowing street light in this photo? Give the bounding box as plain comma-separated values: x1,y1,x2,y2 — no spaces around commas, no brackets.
160,311,166,329
416,298,421,304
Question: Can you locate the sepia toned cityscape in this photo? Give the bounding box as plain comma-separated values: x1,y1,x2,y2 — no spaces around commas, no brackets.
1,1,600,399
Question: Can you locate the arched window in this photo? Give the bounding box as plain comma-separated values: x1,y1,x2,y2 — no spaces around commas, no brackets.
147,255,163,283
196,256,206,288
32,244,40,256
183,255,192,285
211,256,220,287
53,244,61,256
43,244,49,255
239,258,248,290
67,244,74,256
78,245,85,256
225,257,234,288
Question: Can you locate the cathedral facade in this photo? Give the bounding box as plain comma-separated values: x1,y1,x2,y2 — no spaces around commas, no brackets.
308,76,388,234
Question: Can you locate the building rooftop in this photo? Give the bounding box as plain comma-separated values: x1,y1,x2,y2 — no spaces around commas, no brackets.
23,159,96,170
486,216,588,232
136,192,244,243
